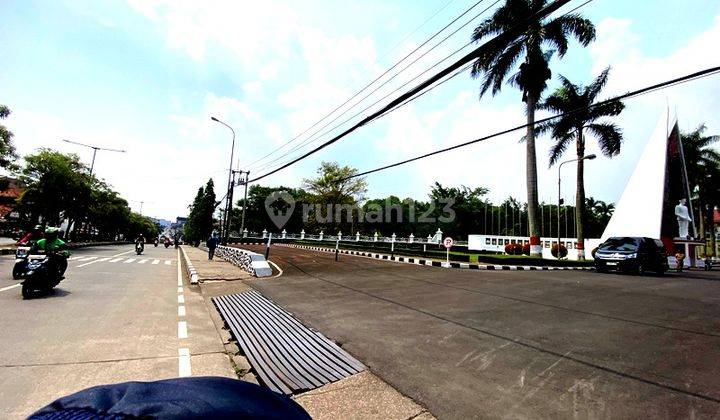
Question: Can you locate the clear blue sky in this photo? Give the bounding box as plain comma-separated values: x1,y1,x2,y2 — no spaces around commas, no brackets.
2,0,719,221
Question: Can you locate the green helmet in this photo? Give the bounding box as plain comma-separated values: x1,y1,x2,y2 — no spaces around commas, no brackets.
44,227,60,240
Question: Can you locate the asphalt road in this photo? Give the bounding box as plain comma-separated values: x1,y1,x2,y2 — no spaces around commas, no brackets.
242,244,720,419
0,244,233,418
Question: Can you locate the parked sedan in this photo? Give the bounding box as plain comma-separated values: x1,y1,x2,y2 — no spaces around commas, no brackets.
595,237,669,275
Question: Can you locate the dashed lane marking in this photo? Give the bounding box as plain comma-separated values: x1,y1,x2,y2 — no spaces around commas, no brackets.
164,260,171,266
178,321,188,339
77,257,97,262
76,257,110,268
138,259,149,264
178,295,185,304
111,249,134,258
177,286,183,293
152,259,160,265
109,258,123,263
0,283,21,292
178,348,191,377
178,305,186,317
123,258,136,264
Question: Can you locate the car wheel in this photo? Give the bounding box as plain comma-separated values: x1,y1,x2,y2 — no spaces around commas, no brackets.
636,264,645,276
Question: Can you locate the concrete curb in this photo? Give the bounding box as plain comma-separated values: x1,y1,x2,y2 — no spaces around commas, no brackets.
216,245,272,277
276,243,595,271
179,246,199,284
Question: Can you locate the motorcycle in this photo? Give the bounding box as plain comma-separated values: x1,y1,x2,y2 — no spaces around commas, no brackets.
164,238,171,248
13,246,32,279
154,239,159,247
135,242,144,255
21,252,66,299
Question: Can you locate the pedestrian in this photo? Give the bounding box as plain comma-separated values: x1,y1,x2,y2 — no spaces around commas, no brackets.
207,231,219,260
675,252,685,272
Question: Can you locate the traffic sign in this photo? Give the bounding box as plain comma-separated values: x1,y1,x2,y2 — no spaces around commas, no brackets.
443,237,454,248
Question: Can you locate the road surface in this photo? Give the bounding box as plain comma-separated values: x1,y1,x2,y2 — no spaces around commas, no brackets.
0,244,233,418
241,244,720,419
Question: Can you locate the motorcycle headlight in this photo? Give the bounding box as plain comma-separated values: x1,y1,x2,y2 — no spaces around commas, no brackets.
626,253,637,259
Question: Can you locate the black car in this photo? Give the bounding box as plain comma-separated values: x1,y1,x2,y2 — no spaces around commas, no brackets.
594,237,669,275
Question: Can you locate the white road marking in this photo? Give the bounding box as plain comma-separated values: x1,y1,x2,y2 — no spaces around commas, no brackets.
177,249,182,286
177,286,183,293
76,260,100,268
109,258,123,263
178,305,186,317
68,256,83,261
0,283,21,292
178,295,185,304
111,249,134,257
164,260,172,266
138,259,149,264
152,259,160,265
178,348,191,377
178,321,188,339
77,257,98,262
123,258,136,264
268,260,283,278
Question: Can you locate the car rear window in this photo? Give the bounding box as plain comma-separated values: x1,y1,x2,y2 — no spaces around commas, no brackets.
599,237,640,251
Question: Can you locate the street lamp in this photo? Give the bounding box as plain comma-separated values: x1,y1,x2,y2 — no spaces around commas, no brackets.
210,117,235,244
62,139,126,175
557,154,596,259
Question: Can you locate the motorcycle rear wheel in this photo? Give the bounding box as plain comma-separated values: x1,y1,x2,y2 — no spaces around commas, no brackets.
21,284,33,299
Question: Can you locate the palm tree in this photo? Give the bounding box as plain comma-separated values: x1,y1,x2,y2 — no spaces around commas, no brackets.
471,0,595,256
538,68,624,259
680,125,720,254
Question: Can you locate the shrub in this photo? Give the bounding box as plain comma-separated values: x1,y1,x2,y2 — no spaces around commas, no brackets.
551,244,568,258
505,243,523,255
522,243,530,255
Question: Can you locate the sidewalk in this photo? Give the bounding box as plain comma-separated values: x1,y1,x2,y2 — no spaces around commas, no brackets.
182,247,434,419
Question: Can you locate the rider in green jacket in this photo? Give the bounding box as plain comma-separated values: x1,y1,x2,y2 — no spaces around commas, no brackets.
32,227,70,275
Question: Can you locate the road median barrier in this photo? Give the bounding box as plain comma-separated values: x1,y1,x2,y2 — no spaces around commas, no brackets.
216,245,272,277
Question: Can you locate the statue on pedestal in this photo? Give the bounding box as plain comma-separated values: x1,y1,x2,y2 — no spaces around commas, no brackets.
675,198,692,239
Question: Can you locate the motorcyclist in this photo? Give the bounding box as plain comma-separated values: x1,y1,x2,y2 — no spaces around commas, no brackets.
17,225,43,246
32,227,70,277
135,234,145,252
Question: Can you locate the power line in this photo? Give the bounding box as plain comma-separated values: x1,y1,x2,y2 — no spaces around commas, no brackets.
250,1,502,175
245,0,492,172
337,66,720,181
247,0,574,183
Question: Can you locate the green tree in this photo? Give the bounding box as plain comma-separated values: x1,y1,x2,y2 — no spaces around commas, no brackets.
302,162,367,234
17,149,93,227
0,104,18,169
197,179,217,240
681,124,720,254
184,186,204,243
470,0,595,255
539,68,624,258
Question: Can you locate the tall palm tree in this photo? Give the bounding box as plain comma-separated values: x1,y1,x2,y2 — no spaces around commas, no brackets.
538,68,624,259
471,0,595,256
680,124,720,254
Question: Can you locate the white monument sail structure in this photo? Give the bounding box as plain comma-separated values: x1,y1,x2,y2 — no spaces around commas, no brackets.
600,109,677,242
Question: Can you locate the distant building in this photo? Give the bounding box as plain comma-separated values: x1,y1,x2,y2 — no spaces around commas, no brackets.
0,177,24,228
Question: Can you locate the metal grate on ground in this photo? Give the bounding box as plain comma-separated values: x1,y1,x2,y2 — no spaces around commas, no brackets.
212,291,365,394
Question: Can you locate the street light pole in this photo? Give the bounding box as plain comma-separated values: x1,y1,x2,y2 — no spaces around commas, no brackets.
62,139,126,176
210,117,235,244
558,154,596,259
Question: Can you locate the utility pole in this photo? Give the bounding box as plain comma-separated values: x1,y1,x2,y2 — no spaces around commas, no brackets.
62,139,126,175
240,171,250,235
